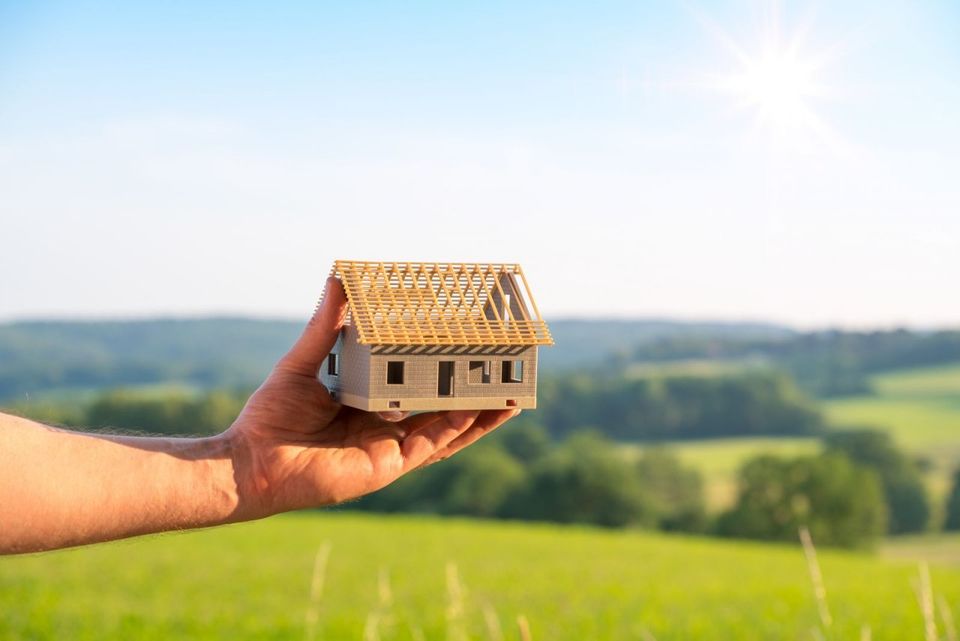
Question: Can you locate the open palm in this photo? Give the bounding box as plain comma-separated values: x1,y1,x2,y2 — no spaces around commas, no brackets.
226,277,518,518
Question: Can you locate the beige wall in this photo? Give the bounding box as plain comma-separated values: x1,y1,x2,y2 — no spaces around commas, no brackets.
367,347,537,403
319,325,370,399
321,328,541,411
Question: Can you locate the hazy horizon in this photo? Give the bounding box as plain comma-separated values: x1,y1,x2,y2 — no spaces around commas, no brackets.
1,310,954,334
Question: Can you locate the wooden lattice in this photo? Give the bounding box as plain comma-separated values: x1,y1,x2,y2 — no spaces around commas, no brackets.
329,260,554,346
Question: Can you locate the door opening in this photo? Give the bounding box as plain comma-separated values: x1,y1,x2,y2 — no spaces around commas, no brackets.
438,361,455,397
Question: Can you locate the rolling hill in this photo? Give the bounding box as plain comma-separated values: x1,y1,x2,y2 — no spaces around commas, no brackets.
0,317,793,401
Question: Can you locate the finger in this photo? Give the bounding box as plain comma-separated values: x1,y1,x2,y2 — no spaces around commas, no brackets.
377,410,411,422
277,277,348,377
358,411,446,464
421,409,519,467
390,410,446,434
399,410,480,471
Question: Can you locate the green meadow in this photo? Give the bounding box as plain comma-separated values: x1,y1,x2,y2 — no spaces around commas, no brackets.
4,362,959,640
825,364,960,452
620,363,960,512
3,513,959,641
825,364,960,501
623,437,821,510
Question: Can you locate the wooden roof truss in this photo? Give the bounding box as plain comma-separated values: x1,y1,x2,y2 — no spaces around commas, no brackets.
329,260,554,346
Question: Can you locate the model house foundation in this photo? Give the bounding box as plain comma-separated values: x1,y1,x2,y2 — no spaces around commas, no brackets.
319,260,554,411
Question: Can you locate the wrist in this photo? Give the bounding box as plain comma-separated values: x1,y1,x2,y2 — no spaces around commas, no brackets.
219,427,275,522
171,433,246,528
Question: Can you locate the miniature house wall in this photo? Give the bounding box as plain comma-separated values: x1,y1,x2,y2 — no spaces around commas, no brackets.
319,261,553,412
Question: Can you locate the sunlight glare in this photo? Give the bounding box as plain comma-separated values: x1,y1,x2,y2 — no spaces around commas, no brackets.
695,4,844,152
723,48,822,132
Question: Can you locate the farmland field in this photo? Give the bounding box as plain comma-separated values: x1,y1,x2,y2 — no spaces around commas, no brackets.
3,513,959,641
825,364,960,451
623,437,820,510
636,363,960,513
825,363,960,501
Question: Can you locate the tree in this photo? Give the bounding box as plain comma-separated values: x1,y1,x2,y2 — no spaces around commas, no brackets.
357,453,454,514
440,446,527,517
358,442,528,518
945,468,960,531
635,448,706,532
504,433,655,527
717,452,887,548
824,429,930,534
490,421,552,462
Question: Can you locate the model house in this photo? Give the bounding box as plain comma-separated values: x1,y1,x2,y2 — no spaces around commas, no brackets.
319,260,554,411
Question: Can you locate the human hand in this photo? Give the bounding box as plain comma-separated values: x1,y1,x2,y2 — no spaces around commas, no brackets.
225,277,519,519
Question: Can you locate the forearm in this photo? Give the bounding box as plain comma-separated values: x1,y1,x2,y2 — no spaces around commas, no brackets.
0,412,250,554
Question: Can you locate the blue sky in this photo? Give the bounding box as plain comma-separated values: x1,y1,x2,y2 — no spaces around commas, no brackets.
1,1,958,327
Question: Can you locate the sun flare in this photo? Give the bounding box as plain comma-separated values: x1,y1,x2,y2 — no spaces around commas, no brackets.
699,6,839,149
723,49,821,130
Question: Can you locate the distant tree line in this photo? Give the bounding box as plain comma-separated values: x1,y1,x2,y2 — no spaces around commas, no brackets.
9,388,249,436
537,371,822,440
0,318,791,400
4,320,959,402
11,366,825,443
626,329,960,397
0,319,300,400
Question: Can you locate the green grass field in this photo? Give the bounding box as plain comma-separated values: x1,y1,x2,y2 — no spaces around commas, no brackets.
3,513,959,641
628,363,960,512
825,363,960,501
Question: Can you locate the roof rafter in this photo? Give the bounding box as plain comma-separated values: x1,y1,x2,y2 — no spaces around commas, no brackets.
329,260,554,346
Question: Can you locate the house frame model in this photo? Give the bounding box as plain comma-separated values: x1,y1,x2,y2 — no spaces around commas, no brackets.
319,260,554,412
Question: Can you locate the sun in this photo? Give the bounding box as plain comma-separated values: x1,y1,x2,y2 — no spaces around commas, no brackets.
698,5,838,149
723,48,821,131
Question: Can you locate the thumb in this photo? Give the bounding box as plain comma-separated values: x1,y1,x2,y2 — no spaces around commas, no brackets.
277,277,348,377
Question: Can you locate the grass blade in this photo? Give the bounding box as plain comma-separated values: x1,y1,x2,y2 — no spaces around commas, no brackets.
938,594,957,641
917,562,938,641
517,614,532,641
799,527,833,630
446,562,467,641
305,541,332,641
482,602,504,641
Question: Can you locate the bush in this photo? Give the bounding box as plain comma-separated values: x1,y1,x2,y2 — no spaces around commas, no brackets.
364,430,707,531
824,429,930,534
489,421,552,463
717,452,887,548
636,448,707,532
440,446,527,517
945,468,960,531
503,433,655,527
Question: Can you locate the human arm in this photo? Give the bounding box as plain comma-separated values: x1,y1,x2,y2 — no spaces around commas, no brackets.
0,278,517,554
